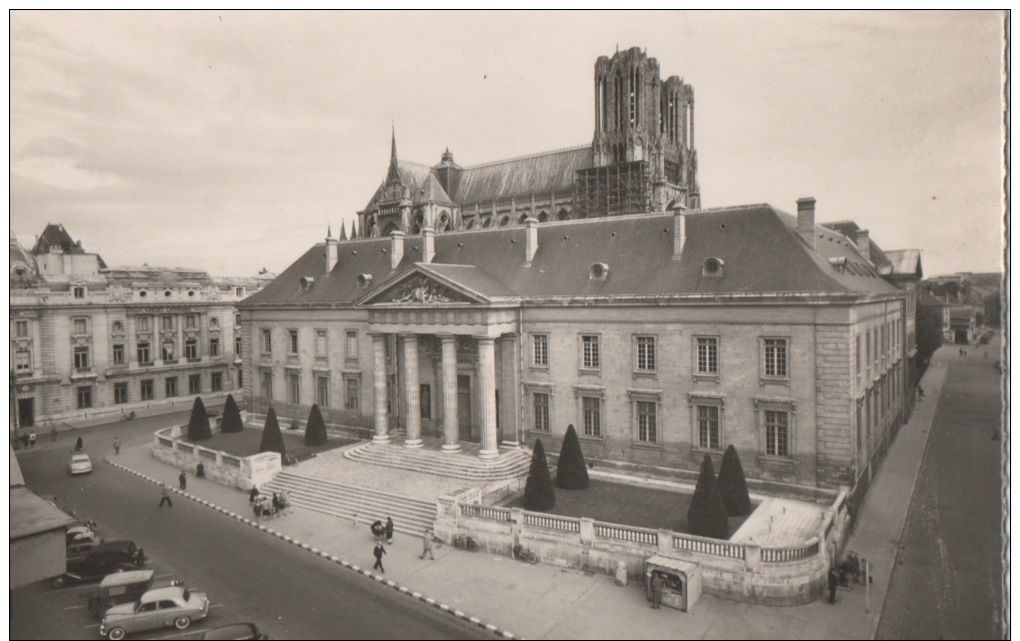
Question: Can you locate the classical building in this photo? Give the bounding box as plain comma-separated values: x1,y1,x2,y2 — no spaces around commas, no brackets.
357,47,700,239
9,224,269,429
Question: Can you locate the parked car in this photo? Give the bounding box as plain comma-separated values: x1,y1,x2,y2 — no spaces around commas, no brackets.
87,569,182,617
100,585,210,640
69,452,93,475
202,622,273,640
52,541,145,588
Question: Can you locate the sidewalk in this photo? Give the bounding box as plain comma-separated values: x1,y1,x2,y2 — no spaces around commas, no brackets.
106,353,952,640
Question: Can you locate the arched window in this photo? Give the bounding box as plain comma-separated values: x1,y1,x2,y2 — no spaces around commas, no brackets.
412,213,425,234
382,222,400,237
558,208,570,221
465,217,477,230
538,211,549,223
519,213,529,224
438,211,452,232
481,216,492,228
498,215,510,227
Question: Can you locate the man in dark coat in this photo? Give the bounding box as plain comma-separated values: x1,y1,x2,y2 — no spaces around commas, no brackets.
385,516,395,544
179,470,187,491
827,566,839,604
373,541,386,573
650,573,664,609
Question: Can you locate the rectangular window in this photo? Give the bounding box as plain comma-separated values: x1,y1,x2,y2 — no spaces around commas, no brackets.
856,335,862,385
162,341,176,362
635,336,656,372
345,330,358,360
189,374,202,395
165,377,178,398
140,379,154,400
637,400,657,442
110,344,124,365
235,287,245,297
73,286,86,299
77,386,92,409
261,371,274,401
73,346,90,370
209,338,220,358
235,313,242,327
346,377,360,411
211,372,223,392
764,410,790,457
137,315,151,332
866,330,872,380
533,334,549,367
235,335,243,357
288,373,300,404
317,376,330,408
697,405,721,450
581,335,600,370
15,320,29,337
289,330,299,355
533,392,550,431
582,396,602,437
114,382,128,405
185,338,199,361
73,318,88,335
161,315,175,331
316,330,328,357
262,329,272,353
185,314,198,329
15,350,32,373
696,337,719,375
763,338,788,378
137,343,152,365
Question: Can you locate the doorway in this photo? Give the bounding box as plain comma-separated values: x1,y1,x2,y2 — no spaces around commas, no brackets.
18,398,34,428
457,374,473,442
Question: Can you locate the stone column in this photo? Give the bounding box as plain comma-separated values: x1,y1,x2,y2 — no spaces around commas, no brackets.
439,335,461,453
477,336,499,459
371,333,390,443
401,334,423,448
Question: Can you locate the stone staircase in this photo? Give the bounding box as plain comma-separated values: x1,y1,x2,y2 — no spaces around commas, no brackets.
263,470,438,537
343,434,532,482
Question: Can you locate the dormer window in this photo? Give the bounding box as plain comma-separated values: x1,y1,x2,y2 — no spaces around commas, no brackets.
300,276,315,291
73,286,86,299
702,258,725,277
357,274,373,288
589,263,609,281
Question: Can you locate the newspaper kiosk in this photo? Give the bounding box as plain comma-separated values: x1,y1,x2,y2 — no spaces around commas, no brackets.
644,555,702,612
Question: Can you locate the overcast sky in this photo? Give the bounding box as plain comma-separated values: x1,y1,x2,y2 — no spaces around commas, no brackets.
9,10,1005,278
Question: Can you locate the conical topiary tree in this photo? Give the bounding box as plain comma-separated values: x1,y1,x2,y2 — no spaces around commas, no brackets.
304,404,327,446
555,424,590,490
686,454,730,539
187,397,212,441
220,394,243,433
259,407,287,456
717,445,752,516
524,439,555,511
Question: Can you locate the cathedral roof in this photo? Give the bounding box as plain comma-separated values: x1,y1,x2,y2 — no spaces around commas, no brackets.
414,173,456,206
451,146,591,207
242,204,903,308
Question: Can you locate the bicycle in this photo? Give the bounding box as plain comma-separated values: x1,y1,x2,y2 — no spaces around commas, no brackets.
512,543,539,565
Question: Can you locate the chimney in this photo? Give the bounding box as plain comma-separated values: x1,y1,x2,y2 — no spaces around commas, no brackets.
422,227,435,264
855,229,871,264
325,226,338,273
390,230,404,270
524,217,538,265
796,197,816,250
672,210,686,260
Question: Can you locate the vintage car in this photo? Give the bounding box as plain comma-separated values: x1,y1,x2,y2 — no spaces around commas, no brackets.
202,622,273,640
100,586,210,640
69,452,93,475
52,541,145,588
87,569,182,617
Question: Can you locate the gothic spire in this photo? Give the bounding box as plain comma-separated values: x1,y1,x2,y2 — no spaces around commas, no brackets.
390,123,398,165
339,220,348,241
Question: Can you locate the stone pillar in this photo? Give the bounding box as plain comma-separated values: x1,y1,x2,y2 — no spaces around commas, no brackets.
500,333,520,447
401,334,423,448
477,336,499,459
439,335,461,453
371,333,390,443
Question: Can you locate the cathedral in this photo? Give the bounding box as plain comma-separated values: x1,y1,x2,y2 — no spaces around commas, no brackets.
358,47,700,239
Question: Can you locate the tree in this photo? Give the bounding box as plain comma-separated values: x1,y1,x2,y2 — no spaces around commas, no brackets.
555,424,590,489
686,454,729,539
916,303,944,366
524,439,555,511
717,445,752,516
259,407,287,456
220,394,243,433
304,404,327,446
187,397,212,442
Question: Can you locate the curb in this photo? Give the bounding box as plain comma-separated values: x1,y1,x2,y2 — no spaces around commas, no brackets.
105,457,519,639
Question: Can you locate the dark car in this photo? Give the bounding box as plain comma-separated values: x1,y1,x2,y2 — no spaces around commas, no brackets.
51,540,145,588
202,623,273,640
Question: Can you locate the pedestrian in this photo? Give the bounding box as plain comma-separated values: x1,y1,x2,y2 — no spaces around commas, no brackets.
827,566,839,604
385,516,395,544
650,572,663,609
272,493,281,519
158,483,173,508
21,434,29,448
249,485,260,504
113,436,121,455
373,541,386,573
28,431,36,447
421,529,435,560
352,512,358,528
917,386,925,400
196,461,205,478
50,425,58,441
179,470,187,491
75,436,83,452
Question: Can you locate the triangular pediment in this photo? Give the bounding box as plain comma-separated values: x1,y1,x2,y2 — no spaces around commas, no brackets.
358,265,489,306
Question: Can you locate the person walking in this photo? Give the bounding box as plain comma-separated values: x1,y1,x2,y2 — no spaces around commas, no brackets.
827,565,839,604
158,483,173,508
50,425,58,441
650,573,663,609
249,486,260,504
385,516,395,544
420,529,435,560
373,541,387,573
28,431,36,447
178,470,187,491
75,436,84,452
113,436,121,455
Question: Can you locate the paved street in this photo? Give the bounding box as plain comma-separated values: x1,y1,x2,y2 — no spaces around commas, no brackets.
876,340,1004,639
12,415,489,641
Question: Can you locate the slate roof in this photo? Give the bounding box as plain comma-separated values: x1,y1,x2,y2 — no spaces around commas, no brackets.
243,204,902,308
884,249,923,278
820,220,892,271
451,147,592,206
30,223,108,268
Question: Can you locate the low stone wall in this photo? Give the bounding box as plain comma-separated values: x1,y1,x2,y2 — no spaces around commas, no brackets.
152,422,281,491
434,489,849,606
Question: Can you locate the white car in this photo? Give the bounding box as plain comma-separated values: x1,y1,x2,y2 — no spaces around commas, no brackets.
68,453,93,475
100,586,210,640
